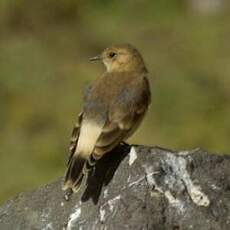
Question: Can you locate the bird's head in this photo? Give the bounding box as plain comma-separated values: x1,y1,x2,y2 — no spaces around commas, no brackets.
90,44,147,73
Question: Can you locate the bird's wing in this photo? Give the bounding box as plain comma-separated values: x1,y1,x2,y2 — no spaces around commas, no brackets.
93,76,151,159
67,112,83,165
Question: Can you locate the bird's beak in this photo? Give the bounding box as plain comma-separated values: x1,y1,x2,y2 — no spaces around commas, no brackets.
89,55,101,62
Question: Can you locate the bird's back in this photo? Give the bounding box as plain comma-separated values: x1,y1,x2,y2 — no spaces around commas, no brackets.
83,71,150,122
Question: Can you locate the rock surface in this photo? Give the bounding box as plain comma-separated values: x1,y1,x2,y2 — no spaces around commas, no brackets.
0,145,229,230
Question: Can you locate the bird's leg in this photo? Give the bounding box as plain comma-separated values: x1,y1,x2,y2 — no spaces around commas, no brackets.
120,141,130,147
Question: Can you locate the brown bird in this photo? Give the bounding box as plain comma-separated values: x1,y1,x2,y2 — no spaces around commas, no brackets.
63,44,151,193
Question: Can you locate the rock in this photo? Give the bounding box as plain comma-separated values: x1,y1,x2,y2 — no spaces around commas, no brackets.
0,145,229,230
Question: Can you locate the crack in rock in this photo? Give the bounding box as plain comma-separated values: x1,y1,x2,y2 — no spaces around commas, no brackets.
42,223,53,230
99,195,121,224
66,205,81,230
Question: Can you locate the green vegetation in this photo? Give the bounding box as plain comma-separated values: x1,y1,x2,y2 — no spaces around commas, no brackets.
0,0,230,203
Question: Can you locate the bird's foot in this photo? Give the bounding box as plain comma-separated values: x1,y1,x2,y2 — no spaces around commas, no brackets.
64,188,73,201
120,141,130,147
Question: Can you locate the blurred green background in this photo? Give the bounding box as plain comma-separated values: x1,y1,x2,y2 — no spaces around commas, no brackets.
0,0,230,204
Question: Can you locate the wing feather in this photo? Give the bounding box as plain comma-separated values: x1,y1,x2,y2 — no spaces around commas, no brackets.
67,112,83,165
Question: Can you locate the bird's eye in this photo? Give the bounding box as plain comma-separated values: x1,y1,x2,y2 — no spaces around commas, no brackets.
109,52,116,58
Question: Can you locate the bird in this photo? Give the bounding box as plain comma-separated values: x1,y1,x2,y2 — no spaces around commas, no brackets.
63,43,151,194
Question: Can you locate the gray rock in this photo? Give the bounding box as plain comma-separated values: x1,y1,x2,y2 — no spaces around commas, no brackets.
0,145,229,230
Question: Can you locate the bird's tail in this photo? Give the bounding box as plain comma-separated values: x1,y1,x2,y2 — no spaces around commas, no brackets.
63,120,105,193
63,154,86,193
63,153,98,193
